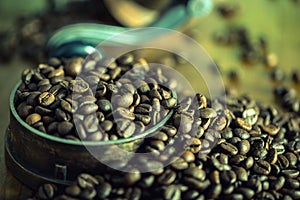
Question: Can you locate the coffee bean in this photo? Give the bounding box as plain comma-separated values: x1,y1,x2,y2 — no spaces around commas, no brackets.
235,117,252,131
199,108,217,118
70,79,89,93
97,182,112,198
157,169,176,185
269,176,285,191
125,169,141,186
266,148,278,164
233,166,248,181
77,173,98,189
26,113,41,125
55,108,70,121
164,185,181,200
162,97,177,109
237,140,250,155
182,150,195,163
277,155,289,169
253,160,271,175
57,121,73,135
221,170,237,184
285,152,297,166
65,185,81,196
116,119,135,138
186,138,201,154
271,143,285,155
234,128,250,140
171,158,188,170
261,123,280,136
220,142,238,155
243,156,254,169
48,67,64,78
84,115,99,133
281,169,299,179
135,114,151,125
77,103,98,115
64,58,83,77
37,184,57,199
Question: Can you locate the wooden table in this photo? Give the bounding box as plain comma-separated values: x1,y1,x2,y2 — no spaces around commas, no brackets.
1,0,300,199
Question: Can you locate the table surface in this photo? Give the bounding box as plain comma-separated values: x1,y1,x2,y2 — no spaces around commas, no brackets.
1,0,300,199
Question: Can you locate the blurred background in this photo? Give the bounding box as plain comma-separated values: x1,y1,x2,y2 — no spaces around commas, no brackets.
1,0,300,198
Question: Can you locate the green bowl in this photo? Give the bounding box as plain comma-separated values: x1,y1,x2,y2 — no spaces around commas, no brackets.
5,81,175,189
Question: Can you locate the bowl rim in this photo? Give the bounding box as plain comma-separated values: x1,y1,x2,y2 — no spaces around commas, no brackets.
10,81,176,146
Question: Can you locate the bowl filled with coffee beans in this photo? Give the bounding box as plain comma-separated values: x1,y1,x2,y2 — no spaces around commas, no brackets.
5,53,178,189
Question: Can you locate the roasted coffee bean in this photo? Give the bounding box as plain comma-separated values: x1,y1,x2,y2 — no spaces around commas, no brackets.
171,158,188,170
237,140,250,155
77,173,98,189
220,142,238,155
233,166,248,181
285,152,297,166
221,128,234,139
26,92,41,106
235,117,252,131
84,115,99,133
35,106,53,116
253,160,271,175
164,185,181,200
65,185,81,197
220,170,237,184
26,113,41,125
186,138,201,153
100,120,113,132
37,184,57,200
199,108,217,118
65,58,83,77
97,182,112,198
69,79,89,93
266,148,278,164
17,103,34,118
261,123,280,135
269,176,285,191
57,121,73,135
77,103,98,115
234,128,250,139
162,97,177,109
55,108,70,121
243,156,254,169
281,169,299,178
124,187,141,200
124,169,141,186
116,119,136,138
60,99,72,113
277,155,289,169
135,114,151,125
271,143,285,154
157,169,176,185
182,150,195,163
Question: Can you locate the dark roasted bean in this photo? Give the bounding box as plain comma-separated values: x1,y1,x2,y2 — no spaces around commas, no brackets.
253,160,271,175
220,142,238,155
277,155,289,169
37,184,57,200
199,108,217,118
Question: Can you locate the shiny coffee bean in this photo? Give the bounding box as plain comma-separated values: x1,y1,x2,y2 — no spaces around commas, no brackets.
253,160,271,175
26,113,41,125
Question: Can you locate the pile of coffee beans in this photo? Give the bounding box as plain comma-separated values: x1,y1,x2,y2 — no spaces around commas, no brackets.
26,87,300,199
15,54,177,141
